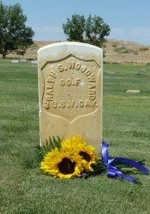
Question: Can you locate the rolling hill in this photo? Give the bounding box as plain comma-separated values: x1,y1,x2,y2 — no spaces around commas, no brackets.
5,39,150,64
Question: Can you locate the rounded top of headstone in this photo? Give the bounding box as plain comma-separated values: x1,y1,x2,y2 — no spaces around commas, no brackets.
38,42,103,67
38,41,102,53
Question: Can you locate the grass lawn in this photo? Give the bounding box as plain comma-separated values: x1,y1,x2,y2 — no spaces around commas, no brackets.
0,59,150,214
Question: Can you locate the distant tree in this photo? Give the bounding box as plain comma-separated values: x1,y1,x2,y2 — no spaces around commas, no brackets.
62,14,85,42
85,15,110,47
62,14,110,47
0,1,34,58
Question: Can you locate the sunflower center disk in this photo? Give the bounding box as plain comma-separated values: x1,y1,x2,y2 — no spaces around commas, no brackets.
58,158,76,174
79,151,91,161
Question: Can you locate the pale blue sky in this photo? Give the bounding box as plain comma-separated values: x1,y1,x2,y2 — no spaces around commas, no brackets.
2,0,150,45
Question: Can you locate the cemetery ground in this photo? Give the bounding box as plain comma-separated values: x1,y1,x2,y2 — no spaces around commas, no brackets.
0,59,150,214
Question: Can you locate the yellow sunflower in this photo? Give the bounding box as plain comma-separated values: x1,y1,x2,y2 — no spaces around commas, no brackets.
61,135,99,172
40,147,83,179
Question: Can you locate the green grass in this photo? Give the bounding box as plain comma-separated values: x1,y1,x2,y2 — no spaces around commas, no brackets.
0,59,150,214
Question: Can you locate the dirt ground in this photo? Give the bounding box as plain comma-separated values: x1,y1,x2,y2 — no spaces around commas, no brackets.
7,39,150,64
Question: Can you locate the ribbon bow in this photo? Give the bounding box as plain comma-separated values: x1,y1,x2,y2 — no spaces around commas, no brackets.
101,142,149,183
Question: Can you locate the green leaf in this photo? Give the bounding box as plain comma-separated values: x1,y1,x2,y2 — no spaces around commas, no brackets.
41,136,62,156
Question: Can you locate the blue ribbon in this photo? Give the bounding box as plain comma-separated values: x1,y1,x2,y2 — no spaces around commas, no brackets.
101,142,149,183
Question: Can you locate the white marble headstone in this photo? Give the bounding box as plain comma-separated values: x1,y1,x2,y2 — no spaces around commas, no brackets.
38,42,103,151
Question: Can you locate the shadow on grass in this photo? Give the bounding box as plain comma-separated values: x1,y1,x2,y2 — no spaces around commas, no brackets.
21,146,43,169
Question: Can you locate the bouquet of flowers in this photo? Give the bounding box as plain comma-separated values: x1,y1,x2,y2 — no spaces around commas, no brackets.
40,135,100,179
40,135,149,183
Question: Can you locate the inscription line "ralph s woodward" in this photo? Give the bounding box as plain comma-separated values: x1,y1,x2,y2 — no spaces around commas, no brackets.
43,60,98,109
